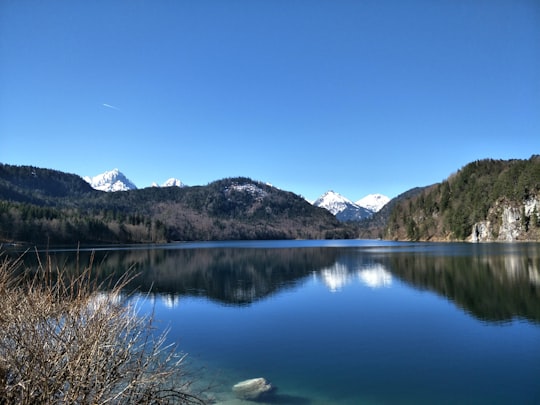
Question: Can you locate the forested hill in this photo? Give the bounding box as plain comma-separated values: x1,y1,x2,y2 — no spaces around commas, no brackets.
0,164,352,245
384,156,540,241
0,164,95,204
357,186,428,239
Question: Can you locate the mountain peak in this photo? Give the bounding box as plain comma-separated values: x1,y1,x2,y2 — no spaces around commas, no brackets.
356,194,390,213
313,190,372,221
314,191,356,215
152,178,185,188
162,178,184,187
84,169,137,192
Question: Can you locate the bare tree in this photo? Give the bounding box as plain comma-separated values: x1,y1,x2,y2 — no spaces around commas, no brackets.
0,253,208,404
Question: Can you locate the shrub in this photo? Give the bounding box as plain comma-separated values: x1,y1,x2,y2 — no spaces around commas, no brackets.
0,253,207,404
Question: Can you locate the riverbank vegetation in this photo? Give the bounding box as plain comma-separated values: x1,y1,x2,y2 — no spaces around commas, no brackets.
0,253,207,404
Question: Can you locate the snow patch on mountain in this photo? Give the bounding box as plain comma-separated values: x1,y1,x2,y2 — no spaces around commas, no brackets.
84,169,137,192
356,194,390,213
226,183,268,201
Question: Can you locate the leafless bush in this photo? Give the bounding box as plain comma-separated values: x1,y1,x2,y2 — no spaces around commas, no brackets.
0,253,207,404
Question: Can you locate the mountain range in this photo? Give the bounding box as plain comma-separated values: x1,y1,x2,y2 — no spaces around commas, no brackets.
0,165,353,245
313,191,374,221
1,156,538,245
84,169,184,192
84,169,389,222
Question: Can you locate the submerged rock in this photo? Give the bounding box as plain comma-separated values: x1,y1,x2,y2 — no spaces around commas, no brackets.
232,377,274,400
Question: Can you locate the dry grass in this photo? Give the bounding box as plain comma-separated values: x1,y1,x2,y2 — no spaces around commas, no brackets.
0,252,207,404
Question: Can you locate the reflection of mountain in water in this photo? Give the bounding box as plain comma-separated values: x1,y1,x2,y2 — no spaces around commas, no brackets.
20,243,540,323
319,261,392,292
320,262,350,292
358,265,393,288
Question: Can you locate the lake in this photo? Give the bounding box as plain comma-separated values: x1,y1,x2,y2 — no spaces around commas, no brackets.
18,240,540,404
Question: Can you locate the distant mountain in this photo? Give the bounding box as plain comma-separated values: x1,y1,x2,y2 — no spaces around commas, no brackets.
313,191,372,222
152,178,185,188
356,194,390,213
84,169,137,192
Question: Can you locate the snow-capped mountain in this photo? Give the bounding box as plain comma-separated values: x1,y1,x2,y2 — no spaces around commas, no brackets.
313,191,372,222
162,178,184,187
356,194,390,213
152,178,185,188
83,169,137,192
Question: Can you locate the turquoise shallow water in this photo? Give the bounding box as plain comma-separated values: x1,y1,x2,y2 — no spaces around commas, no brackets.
21,240,540,404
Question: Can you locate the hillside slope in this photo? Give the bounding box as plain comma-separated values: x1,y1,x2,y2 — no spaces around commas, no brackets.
357,187,428,239
384,156,540,241
0,164,95,205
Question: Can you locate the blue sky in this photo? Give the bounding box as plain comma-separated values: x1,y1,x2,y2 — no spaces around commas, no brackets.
1,0,539,201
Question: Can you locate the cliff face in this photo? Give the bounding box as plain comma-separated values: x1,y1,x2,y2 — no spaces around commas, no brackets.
471,196,540,242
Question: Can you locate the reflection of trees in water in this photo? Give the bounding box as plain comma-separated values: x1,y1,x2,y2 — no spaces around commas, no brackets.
29,247,339,306
383,251,540,324
133,248,340,305
315,248,540,323
17,244,540,323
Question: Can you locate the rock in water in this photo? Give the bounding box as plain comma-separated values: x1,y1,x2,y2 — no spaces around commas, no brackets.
232,377,274,400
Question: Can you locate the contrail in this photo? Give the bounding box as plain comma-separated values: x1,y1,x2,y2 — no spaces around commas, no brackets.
102,103,120,110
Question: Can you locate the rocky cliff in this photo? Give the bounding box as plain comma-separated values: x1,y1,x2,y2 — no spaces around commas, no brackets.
471,196,540,242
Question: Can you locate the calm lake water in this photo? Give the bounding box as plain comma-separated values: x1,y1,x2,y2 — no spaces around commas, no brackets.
18,240,540,404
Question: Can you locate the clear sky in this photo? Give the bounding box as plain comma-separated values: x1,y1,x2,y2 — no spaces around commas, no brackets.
1,0,539,201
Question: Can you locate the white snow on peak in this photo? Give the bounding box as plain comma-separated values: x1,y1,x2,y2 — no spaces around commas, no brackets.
161,178,184,187
151,178,185,188
356,194,390,213
84,169,137,192
313,190,358,215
